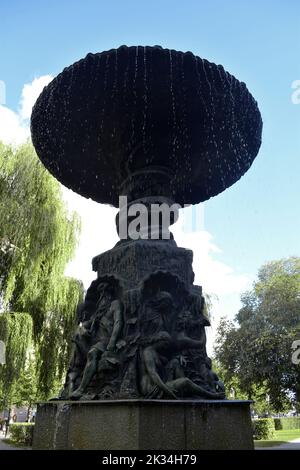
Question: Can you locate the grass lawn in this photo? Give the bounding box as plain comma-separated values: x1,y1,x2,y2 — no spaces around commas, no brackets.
255,429,300,448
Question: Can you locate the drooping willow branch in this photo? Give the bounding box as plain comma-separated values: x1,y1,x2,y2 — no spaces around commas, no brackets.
0,142,84,399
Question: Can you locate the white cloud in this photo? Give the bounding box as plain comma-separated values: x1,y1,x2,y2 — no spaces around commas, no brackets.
1,76,252,355
0,104,29,145
173,223,251,297
63,187,119,287
0,75,52,145
19,75,52,121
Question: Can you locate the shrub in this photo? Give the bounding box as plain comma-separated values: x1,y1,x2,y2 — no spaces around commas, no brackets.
9,423,34,446
274,417,300,430
253,418,275,440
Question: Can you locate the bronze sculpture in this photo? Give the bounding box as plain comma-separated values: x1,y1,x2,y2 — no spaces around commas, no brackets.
31,46,262,401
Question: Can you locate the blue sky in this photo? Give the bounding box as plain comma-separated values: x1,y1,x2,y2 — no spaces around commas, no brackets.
1,0,299,328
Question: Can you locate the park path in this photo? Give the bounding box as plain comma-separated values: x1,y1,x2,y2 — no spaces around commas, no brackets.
256,437,300,450
270,437,300,450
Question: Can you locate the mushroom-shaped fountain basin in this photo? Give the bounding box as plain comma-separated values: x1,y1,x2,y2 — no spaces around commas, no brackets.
31,46,262,207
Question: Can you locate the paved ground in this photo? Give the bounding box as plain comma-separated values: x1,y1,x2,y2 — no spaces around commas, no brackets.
0,434,30,451
2,430,300,451
256,437,300,450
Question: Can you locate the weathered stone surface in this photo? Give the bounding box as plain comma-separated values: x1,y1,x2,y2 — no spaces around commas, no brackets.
92,240,194,289
33,400,254,450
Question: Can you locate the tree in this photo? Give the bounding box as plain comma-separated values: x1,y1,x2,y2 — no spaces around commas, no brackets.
14,354,38,421
214,257,300,412
0,142,84,400
0,312,33,412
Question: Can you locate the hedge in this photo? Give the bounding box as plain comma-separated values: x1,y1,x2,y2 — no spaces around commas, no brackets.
9,423,34,446
274,417,300,430
253,418,275,440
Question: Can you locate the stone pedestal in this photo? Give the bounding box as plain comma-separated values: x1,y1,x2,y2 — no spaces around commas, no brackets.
33,399,254,450
92,240,194,290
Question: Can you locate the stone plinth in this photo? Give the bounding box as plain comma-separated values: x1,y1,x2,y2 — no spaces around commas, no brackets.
32,399,254,450
92,240,194,290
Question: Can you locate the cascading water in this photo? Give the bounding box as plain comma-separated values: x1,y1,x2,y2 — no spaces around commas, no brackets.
31,45,262,208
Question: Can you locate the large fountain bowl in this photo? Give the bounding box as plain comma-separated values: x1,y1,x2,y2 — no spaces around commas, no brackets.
31,45,262,206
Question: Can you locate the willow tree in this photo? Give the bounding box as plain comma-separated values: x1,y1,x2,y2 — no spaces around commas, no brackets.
0,142,83,399
0,312,33,409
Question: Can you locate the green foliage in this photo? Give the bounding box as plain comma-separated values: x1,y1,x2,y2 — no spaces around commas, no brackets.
0,312,33,406
36,276,84,398
214,360,275,415
214,257,300,412
0,142,84,400
13,353,38,412
9,423,34,446
0,142,81,333
253,418,275,440
274,417,300,430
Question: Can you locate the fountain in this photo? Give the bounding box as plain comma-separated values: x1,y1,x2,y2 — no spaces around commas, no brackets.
31,46,262,450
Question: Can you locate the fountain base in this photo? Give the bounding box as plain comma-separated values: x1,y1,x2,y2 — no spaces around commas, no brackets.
32,399,254,450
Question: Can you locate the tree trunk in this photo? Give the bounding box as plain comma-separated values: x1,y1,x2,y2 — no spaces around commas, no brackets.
5,407,11,437
26,404,32,422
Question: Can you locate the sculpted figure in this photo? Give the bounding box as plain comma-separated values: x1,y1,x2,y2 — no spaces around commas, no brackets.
139,291,175,336
205,357,226,394
71,281,123,399
139,331,225,399
61,320,94,397
138,291,225,399
60,281,100,398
